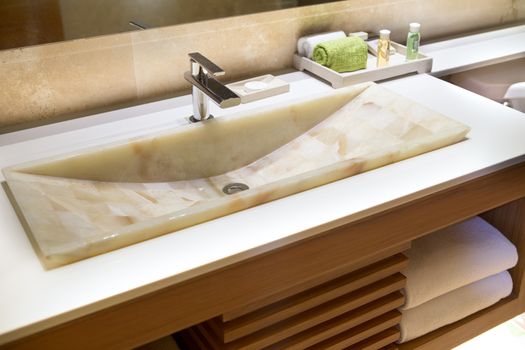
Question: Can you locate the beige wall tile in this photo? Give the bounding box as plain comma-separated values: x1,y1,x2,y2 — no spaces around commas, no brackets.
0,35,136,127
0,0,524,130
131,15,299,99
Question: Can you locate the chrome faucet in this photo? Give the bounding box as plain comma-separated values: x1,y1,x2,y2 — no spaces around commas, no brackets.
184,52,241,122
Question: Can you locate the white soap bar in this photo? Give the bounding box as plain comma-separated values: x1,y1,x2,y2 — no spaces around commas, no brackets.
244,81,269,92
227,74,290,104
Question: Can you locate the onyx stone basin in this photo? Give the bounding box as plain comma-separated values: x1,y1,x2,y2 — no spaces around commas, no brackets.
3,83,470,268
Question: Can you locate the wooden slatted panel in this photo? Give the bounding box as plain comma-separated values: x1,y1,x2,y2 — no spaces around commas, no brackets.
223,243,411,322
346,328,400,350
186,294,403,350
221,291,405,350
271,310,401,350
221,254,408,341
300,311,402,350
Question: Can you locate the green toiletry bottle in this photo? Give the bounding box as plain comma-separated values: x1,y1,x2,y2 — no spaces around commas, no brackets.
406,23,421,60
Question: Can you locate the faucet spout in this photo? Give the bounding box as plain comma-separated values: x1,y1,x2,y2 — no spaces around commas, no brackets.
184,53,241,122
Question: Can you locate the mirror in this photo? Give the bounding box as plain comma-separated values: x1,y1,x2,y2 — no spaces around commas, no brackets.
0,0,342,51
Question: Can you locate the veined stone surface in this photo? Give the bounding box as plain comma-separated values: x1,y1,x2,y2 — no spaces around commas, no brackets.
3,83,470,268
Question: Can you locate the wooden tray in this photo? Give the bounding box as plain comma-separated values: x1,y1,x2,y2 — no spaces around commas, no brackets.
293,42,433,88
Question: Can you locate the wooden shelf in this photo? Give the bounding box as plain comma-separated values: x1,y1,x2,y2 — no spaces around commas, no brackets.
397,197,525,349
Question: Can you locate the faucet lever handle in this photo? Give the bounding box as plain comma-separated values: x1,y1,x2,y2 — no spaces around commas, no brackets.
188,52,225,76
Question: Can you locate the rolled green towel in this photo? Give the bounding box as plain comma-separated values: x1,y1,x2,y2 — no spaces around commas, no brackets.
313,36,367,73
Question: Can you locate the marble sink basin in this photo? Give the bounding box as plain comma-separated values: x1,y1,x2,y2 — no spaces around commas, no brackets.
3,83,470,268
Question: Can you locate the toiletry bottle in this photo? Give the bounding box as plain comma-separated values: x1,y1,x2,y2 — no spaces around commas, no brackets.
406,23,421,60
377,29,391,68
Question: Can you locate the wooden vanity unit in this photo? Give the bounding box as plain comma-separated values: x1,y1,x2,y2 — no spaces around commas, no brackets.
1,73,525,350
1,160,524,350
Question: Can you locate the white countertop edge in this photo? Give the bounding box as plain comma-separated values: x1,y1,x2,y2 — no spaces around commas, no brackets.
430,50,525,78
421,23,525,76
422,24,525,52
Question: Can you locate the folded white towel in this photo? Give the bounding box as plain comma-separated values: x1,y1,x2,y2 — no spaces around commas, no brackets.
402,216,517,309
399,270,512,343
297,31,346,58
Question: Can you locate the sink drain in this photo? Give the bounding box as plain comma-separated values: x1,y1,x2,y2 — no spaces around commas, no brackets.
223,183,249,195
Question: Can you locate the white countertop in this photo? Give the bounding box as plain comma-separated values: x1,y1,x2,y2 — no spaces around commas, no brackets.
422,24,525,76
2,25,525,345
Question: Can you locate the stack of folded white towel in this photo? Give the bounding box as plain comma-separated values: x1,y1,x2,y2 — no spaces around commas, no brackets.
399,216,518,343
